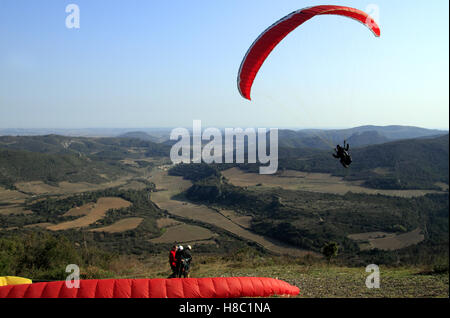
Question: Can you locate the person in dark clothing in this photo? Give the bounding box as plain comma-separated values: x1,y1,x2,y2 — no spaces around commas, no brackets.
175,245,184,278
333,140,352,168
179,245,192,278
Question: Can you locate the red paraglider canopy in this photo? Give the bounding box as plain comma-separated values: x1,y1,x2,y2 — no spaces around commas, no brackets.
237,5,380,100
0,277,300,298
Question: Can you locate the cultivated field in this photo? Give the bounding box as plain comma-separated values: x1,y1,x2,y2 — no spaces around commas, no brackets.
24,222,52,229
89,217,144,233
0,186,29,204
150,223,216,244
14,178,134,196
217,209,252,229
46,197,132,231
149,170,191,199
119,180,148,191
64,202,97,217
348,228,425,251
0,205,32,215
0,186,32,216
156,217,182,228
222,168,444,198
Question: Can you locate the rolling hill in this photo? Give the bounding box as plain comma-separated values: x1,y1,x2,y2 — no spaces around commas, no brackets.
0,148,133,189
0,135,171,189
278,125,447,149
0,134,170,159
0,130,447,284
251,134,449,190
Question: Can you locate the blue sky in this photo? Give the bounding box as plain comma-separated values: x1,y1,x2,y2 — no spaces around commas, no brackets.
0,0,448,129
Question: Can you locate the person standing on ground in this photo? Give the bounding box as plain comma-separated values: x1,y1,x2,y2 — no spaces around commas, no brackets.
180,245,192,278
175,245,184,278
168,244,178,278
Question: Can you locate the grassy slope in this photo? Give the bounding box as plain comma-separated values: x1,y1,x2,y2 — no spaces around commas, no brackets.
107,252,449,298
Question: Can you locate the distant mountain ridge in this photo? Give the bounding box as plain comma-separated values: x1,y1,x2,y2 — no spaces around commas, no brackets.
346,131,389,147
278,125,447,149
115,125,447,150
117,131,168,143
2,125,446,150
0,128,173,138
0,134,170,158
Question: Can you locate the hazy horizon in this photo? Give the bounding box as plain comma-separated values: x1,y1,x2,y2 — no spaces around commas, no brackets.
0,123,449,131
0,124,448,135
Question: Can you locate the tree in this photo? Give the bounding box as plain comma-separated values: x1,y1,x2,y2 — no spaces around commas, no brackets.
322,241,339,262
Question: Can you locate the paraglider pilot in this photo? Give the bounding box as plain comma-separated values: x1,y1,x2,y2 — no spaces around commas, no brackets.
173,245,193,278
174,245,184,278
333,140,352,168
180,245,192,278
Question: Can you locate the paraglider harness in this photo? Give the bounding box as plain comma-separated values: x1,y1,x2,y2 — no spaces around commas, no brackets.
177,249,192,278
333,140,352,168
180,257,191,278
